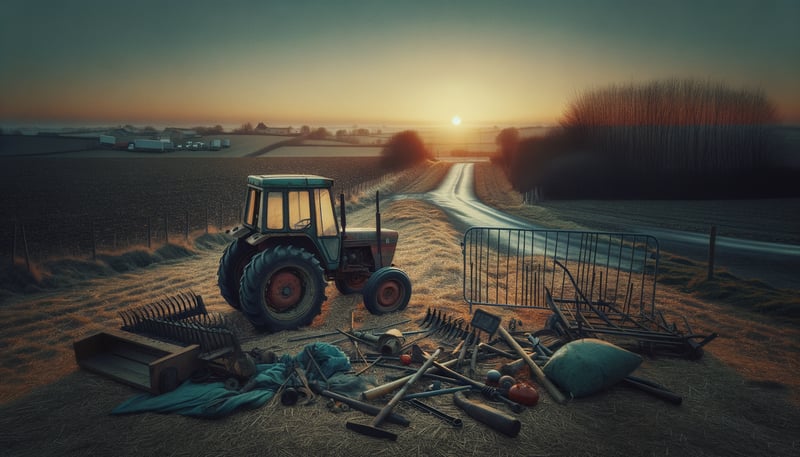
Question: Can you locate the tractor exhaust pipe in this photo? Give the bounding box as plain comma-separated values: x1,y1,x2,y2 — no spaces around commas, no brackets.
339,193,346,236
375,190,383,268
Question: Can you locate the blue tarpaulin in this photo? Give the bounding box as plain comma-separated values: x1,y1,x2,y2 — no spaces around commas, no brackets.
111,342,359,418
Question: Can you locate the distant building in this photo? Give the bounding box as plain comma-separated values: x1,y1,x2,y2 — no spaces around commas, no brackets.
162,128,198,141
255,123,293,135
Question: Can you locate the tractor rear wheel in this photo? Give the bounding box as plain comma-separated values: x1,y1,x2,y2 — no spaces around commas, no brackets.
217,238,257,309
363,267,411,315
239,245,327,332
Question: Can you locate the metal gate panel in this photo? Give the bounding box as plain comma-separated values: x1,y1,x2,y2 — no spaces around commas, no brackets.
462,228,660,318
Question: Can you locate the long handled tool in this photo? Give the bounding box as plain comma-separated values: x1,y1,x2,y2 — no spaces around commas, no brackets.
429,359,524,413
347,347,443,440
453,391,521,437
471,309,567,404
308,383,411,426
361,357,459,401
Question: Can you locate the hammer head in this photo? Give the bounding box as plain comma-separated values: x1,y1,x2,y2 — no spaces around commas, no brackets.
346,421,398,441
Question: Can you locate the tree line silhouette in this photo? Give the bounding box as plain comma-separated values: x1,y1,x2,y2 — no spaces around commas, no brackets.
496,79,797,199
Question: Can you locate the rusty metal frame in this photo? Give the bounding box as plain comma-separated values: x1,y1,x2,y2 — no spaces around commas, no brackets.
461,227,716,358
462,228,660,317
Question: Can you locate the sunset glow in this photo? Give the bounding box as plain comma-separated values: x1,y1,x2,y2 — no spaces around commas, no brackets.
0,1,798,127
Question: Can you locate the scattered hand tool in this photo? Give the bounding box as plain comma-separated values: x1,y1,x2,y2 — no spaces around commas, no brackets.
453,391,521,438
430,359,524,413
471,309,567,404
355,356,383,376
401,385,472,400
403,398,463,427
478,342,518,360
469,330,480,378
308,382,411,427
410,344,524,412
621,376,683,405
347,348,443,440
361,357,460,401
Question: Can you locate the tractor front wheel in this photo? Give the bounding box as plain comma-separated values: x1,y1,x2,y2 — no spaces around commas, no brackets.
239,246,327,332
363,267,411,315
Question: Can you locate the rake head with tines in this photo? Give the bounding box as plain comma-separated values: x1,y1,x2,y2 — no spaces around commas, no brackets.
119,290,207,332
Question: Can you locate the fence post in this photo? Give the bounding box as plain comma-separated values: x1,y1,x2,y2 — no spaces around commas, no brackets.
185,210,189,242
164,214,169,244
707,225,717,280
12,220,17,266
204,206,209,234
21,224,30,273
147,217,152,249
91,220,96,260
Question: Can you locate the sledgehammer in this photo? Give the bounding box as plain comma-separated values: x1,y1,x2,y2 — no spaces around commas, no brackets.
346,347,443,440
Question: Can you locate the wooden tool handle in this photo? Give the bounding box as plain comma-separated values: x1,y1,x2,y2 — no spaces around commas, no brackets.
361,357,458,401
372,348,442,426
498,325,567,404
453,391,521,438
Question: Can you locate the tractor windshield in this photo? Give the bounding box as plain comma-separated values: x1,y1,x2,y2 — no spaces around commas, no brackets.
315,188,338,236
288,191,311,230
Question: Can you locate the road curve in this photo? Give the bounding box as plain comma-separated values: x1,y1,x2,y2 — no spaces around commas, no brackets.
423,162,535,230
418,161,800,289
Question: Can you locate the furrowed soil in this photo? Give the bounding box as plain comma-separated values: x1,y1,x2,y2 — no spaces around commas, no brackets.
1,159,799,457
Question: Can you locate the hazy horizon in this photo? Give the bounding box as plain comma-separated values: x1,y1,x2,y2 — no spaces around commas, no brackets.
2,1,798,127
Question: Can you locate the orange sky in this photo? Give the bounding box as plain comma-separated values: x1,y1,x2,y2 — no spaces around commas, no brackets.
1,1,798,128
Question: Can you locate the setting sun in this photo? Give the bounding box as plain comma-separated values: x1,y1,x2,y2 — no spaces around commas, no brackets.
451,115,462,126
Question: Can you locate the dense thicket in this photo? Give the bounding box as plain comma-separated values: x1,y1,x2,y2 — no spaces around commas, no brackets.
501,79,796,199
380,130,432,170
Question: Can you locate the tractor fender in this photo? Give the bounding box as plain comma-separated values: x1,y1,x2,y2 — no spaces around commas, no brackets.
228,225,254,239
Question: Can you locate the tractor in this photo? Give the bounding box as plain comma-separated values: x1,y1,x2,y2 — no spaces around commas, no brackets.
217,174,411,332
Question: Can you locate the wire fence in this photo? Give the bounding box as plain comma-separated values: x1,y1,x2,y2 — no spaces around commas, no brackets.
3,177,392,269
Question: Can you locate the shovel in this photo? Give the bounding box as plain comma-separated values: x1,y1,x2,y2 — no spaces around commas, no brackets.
346,347,443,440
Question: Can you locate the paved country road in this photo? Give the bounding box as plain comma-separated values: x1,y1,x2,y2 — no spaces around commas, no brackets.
419,162,800,290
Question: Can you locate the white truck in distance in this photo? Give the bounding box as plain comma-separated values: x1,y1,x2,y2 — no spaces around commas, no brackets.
128,139,172,152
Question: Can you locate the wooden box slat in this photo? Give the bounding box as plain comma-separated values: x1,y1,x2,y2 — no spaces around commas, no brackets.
74,328,202,394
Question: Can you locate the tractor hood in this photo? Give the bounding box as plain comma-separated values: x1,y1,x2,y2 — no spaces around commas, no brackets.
343,227,399,266
344,227,399,244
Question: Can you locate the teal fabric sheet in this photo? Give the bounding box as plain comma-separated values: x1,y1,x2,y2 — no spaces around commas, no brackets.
111,342,356,418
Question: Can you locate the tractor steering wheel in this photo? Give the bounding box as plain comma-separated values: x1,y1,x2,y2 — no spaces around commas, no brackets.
292,218,312,230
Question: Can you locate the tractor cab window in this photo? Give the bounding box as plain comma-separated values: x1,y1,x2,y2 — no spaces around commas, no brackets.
244,188,262,227
266,192,283,229
288,190,312,230
315,188,338,237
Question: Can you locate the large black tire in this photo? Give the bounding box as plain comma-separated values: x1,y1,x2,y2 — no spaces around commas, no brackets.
239,245,327,332
217,238,257,309
363,267,411,315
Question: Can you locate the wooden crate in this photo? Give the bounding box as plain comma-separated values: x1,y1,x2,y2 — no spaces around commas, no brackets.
74,328,202,394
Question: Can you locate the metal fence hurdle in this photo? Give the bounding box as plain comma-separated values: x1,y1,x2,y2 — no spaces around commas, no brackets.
462,228,660,316
462,227,716,358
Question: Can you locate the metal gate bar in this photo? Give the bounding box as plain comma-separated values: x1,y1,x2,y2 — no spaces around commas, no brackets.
462,228,660,318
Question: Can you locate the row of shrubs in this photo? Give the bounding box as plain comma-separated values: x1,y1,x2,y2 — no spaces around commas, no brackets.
496,78,798,199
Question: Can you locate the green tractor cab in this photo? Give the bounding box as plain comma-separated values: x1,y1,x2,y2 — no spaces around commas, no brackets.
217,174,411,332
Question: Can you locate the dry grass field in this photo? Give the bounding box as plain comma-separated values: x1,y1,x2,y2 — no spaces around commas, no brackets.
1,160,799,456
